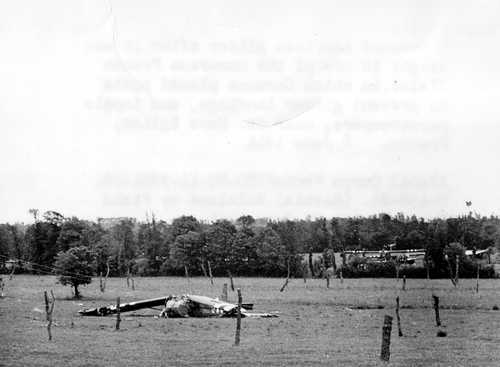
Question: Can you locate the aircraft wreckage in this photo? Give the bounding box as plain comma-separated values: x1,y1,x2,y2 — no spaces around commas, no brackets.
79,295,278,318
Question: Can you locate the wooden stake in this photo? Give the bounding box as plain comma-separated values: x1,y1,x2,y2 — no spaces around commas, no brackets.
395,296,403,337
126,269,130,288
340,269,343,284
402,276,406,291
380,315,393,361
228,270,235,291
432,294,441,327
207,261,214,285
0,277,4,297
115,297,121,330
100,261,109,293
234,288,242,346
445,255,457,287
131,278,135,291
455,255,459,285
44,290,55,340
222,283,228,302
280,258,291,292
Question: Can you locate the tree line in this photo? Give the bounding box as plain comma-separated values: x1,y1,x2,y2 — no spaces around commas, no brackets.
0,210,499,279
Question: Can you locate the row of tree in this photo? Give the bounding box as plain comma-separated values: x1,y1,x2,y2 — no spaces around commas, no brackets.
1,210,499,280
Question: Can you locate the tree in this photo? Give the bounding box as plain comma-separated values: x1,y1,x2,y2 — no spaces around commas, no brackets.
110,219,137,275
54,246,95,298
169,230,204,273
254,226,286,276
205,220,237,274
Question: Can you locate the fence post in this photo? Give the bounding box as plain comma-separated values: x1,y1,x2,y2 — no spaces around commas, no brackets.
280,258,291,292
44,290,55,340
380,315,393,361
207,261,214,285
455,254,459,285
432,294,441,327
228,270,235,291
115,297,121,330
402,276,406,291
234,288,242,346
395,296,403,337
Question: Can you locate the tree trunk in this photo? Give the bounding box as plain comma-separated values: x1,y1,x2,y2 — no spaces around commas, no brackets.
308,252,315,278
74,284,80,299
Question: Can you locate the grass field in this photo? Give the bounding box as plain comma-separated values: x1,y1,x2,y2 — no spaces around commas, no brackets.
1,275,499,366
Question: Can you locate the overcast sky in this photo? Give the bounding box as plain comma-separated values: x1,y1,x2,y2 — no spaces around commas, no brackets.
1,1,500,223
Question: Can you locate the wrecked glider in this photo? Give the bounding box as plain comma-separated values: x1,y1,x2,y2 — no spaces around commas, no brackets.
79,294,277,318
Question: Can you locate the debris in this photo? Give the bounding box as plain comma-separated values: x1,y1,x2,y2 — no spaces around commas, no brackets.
79,295,274,318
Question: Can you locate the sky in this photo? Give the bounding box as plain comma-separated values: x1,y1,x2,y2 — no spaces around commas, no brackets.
1,1,500,223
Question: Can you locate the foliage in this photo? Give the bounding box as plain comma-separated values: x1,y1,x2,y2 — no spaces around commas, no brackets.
1,210,499,278
54,246,95,298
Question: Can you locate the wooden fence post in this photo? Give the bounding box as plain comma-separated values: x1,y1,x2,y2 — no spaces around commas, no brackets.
222,283,228,302
126,269,130,288
380,315,393,361
115,297,121,330
402,276,406,291
131,278,135,291
340,269,343,284
100,262,110,293
395,296,403,337
207,261,214,285
0,277,4,297
455,255,459,285
432,295,441,327
44,290,55,340
234,288,242,346
280,258,291,292
228,270,235,291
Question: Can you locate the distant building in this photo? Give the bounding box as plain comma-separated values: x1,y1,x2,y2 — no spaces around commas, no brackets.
97,217,136,230
300,248,426,267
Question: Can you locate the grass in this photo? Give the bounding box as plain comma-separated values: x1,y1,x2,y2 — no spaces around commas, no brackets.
1,275,499,366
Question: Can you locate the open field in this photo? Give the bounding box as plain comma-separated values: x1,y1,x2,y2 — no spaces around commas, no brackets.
1,275,499,366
